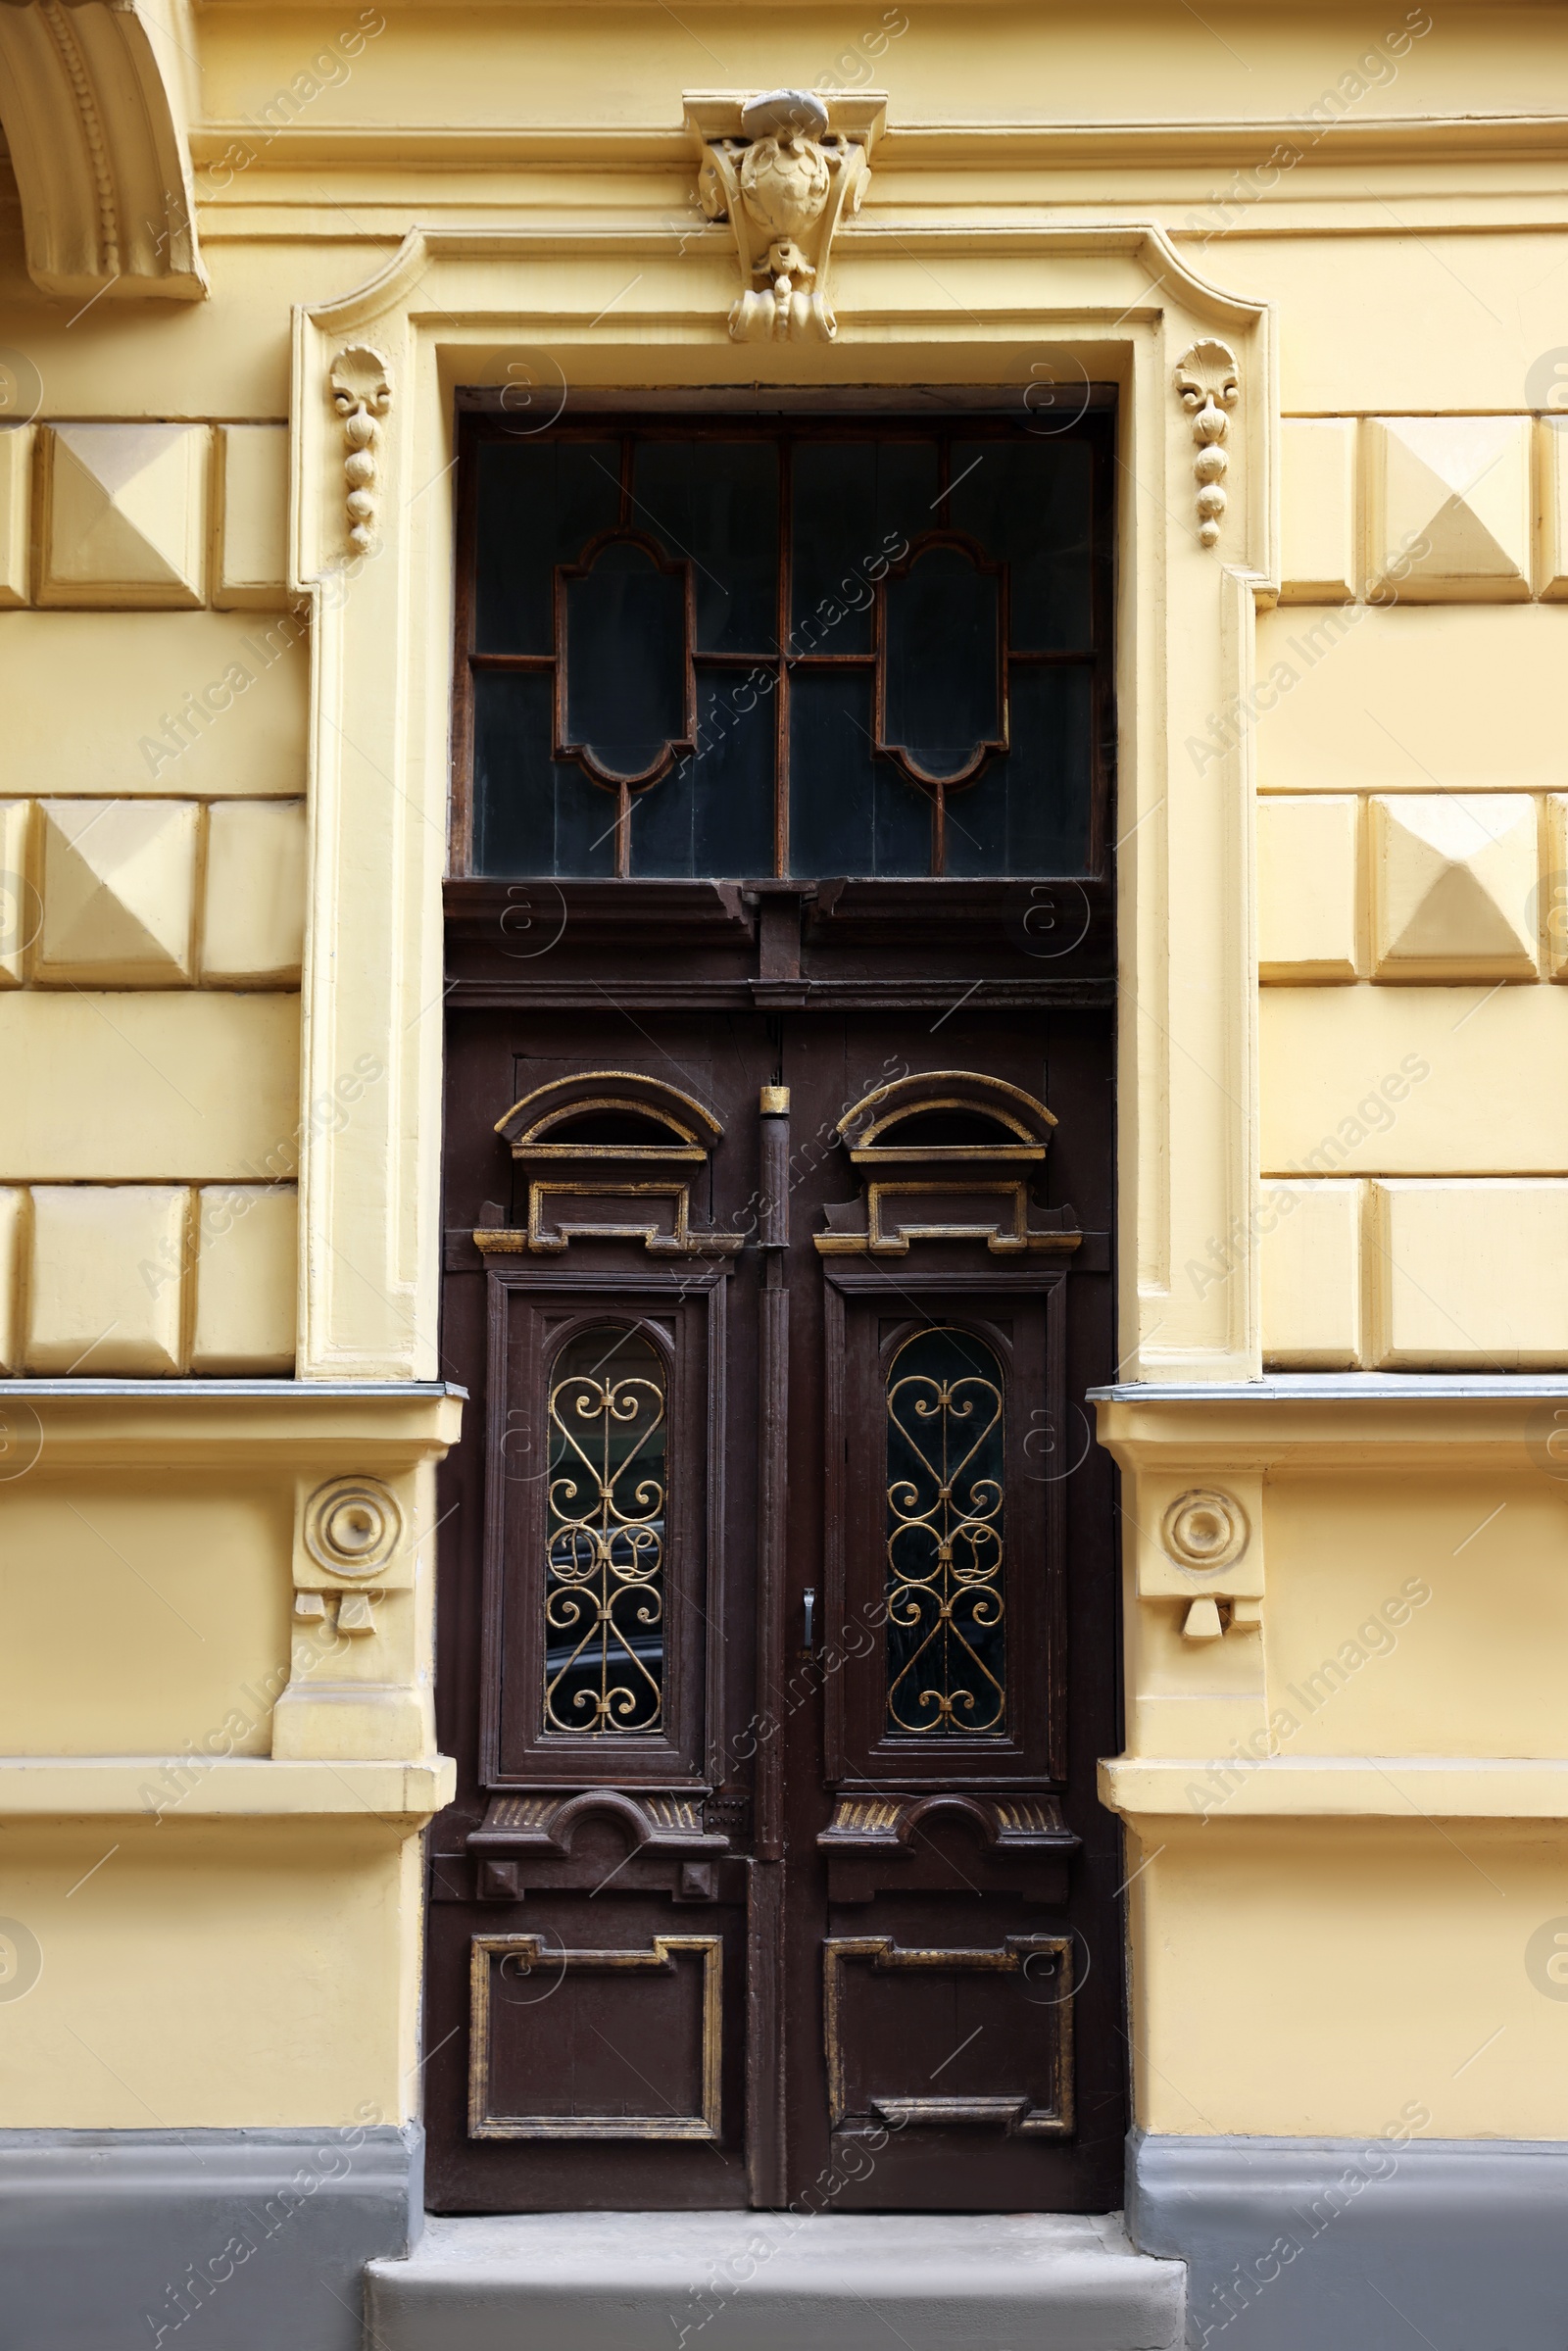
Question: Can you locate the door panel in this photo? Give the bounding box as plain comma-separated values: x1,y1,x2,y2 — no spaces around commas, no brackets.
430,1000,1122,2213
432,398,1120,2215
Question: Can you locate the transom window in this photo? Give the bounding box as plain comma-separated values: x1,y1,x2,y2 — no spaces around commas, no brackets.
455,412,1113,881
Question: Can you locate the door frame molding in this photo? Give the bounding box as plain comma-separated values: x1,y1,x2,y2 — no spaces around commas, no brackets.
288,204,1276,1390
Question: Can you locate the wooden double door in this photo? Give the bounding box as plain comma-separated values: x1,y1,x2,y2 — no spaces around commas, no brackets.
430,912,1124,2212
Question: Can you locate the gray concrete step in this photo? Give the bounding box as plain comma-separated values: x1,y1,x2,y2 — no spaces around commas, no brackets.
366,2209,1186,2351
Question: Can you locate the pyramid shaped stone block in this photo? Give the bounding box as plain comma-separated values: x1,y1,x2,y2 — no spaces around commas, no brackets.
1371,792,1538,980
1368,416,1530,602
35,799,198,984
39,423,208,607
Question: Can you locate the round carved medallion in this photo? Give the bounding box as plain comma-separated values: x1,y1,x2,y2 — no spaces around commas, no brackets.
1161,1488,1248,1574
304,1477,403,1579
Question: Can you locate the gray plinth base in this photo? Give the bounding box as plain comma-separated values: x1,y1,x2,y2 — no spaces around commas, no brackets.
368,2210,1186,2351
0,2123,422,2351
1127,2129,1568,2350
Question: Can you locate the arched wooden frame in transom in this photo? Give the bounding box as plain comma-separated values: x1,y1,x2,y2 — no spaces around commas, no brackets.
820,1070,1075,1258
485,1071,739,1258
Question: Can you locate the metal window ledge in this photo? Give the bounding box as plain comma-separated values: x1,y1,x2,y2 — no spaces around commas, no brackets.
1090,1375,1568,1401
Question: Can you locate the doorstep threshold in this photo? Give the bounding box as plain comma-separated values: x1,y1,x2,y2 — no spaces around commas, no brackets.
368,2210,1185,2351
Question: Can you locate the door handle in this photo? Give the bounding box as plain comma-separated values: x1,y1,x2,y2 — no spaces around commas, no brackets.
802,1588,816,1653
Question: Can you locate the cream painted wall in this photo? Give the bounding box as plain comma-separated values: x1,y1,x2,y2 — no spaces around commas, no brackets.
0,1475,291,1752
1131,1819,1566,2139
0,1821,420,2126
2,0,1567,2158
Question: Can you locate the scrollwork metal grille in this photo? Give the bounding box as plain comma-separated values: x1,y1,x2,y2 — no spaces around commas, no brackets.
885,1327,1006,1736
544,1326,666,1735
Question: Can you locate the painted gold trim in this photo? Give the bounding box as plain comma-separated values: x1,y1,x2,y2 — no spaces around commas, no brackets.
823,1933,1074,2137
468,1932,723,2140
814,1181,1084,1256
496,1070,724,1148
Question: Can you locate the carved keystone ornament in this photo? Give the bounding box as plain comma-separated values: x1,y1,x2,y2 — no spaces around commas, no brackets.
686,88,878,343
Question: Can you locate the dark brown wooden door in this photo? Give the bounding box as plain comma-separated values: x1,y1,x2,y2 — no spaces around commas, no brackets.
426,408,1123,2213
430,937,1122,2210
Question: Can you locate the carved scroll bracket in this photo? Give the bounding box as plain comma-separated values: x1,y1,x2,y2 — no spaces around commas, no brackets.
1174,338,1240,549
329,345,391,555
684,88,884,344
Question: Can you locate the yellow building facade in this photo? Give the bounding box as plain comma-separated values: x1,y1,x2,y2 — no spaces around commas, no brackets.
2,4,1566,2346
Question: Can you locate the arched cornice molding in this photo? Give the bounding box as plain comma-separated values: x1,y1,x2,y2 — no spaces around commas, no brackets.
0,0,206,300
304,217,1268,343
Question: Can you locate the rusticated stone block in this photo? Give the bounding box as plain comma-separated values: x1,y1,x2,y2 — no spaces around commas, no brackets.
35,799,198,985
1371,792,1537,981
1367,415,1530,602
26,1184,188,1374
38,422,209,608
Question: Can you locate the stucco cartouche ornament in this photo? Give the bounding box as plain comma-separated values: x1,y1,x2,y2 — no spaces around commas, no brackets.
1174,339,1240,549
691,89,872,343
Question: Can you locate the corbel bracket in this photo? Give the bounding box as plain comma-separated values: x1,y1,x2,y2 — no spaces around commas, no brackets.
683,88,884,343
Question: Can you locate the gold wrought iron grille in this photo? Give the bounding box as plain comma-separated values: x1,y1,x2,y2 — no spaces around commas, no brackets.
885,1326,1006,1736
544,1325,666,1735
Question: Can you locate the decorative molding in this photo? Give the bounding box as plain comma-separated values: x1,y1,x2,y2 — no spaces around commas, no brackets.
815,1068,1081,1257
0,1759,453,1818
328,346,391,555
0,0,206,300
1174,339,1240,549
469,1933,723,2140
189,110,1568,178
684,89,880,342
1102,1754,1568,1821
1160,1488,1249,1575
277,1467,424,1750
816,1790,1077,1901
297,217,1273,1384
469,1788,730,1855
817,1790,1073,1853
1160,1489,1259,1642
302,1474,405,1578
488,1068,743,1256
824,1934,1074,2136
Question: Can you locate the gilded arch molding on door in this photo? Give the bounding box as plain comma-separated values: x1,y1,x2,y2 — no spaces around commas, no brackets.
288,204,1278,1386
0,0,206,300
